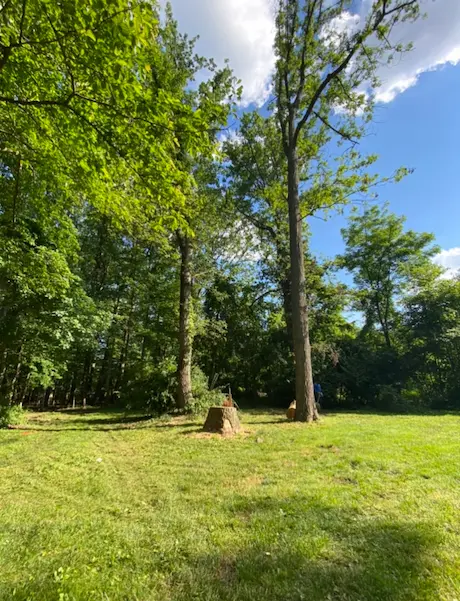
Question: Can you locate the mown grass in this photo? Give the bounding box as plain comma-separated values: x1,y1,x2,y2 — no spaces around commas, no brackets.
0,409,459,601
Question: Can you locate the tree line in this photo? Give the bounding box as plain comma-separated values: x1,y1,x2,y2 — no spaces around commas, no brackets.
2,0,455,425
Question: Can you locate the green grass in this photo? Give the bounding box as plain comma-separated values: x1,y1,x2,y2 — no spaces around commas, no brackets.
1,409,459,601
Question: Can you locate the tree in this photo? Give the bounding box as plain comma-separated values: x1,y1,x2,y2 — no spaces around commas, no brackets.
175,156,242,409
339,204,440,348
0,1,237,414
404,279,460,408
0,0,221,234
273,0,420,421
224,112,379,351
3,0,453,423
155,10,238,410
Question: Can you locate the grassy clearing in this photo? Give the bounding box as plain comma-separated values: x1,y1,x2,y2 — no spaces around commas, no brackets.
0,409,459,601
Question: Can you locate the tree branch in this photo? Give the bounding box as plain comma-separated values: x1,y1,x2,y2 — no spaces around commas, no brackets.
293,0,319,109
18,0,27,44
250,288,279,307
276,73,289,155
0,46,12,72
312,110,358,145
11,156,21,225
0,0,12,15
0,94,74,107
237,207,277,240
294,38,362,145
293,0,418,145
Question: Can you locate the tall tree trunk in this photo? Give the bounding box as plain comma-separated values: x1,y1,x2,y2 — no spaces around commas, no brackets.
9,345,23,404
280,276,294,351
0,350,8,400
42,387,52,411
82,352,95,408
287,145,317,422
96,298,119,405
17,373,30,408
113,319,132,403
274,236,294,351
177,233,193,409
68,374,77,409
141,306,150,363
376,298,392,349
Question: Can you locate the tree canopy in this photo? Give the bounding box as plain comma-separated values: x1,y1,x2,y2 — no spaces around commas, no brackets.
2,0,458,425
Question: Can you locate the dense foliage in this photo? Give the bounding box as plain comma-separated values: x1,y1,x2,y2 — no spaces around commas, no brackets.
1,0,457,423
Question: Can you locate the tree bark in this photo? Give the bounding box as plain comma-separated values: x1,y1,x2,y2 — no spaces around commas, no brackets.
8,345,23,404
376,297,392,349
280,275,294,350
177,233,193,409
113,291,134,402
82,352,95,408
69,374,76,409
287,145,317,422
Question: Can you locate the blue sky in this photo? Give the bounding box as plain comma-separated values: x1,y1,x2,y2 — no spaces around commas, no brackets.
169,0,460,275
309,63,460,263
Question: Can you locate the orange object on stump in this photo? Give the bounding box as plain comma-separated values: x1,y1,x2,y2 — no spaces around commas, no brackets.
286,400,296,420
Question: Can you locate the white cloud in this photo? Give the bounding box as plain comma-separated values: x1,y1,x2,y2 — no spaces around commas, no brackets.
169,0,460,107
371,0,460,103
169,0,275,106
320,11,361,47
221,220,264,263
433,248,460,279
218,129,244,147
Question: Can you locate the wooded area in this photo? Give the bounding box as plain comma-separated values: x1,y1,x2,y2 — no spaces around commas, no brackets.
1,0,458,428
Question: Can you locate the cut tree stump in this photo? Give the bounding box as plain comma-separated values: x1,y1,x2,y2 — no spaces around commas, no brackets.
203,406,240,435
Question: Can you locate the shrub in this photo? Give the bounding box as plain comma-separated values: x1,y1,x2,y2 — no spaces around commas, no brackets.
374,385,403,412
185,366,226,415
122,357,177,414
0,404,25,428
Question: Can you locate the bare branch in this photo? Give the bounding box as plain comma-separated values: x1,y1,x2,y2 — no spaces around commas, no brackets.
312,110,358,145
18,0,27,44
237,207,277,240
250,288,279,307
293,0,319,109
293,0,418,145
384,0,418,18
276,73,289,155
294,38,362,145
0,94,74,107
282,0,298,106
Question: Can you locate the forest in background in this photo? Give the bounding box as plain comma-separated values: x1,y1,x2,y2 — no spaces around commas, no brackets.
1,0,459,425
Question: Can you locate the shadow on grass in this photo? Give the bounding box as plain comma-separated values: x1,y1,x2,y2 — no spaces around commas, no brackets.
0,495,443,601
59,415,154,426
14,411,203,432
153,422,199,429
172,500,441,601
16,411,156,432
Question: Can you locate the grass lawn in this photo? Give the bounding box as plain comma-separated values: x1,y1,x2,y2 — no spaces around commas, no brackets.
0,409,459,601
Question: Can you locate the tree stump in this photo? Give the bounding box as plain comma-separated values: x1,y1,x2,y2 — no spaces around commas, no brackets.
203,406,240,435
